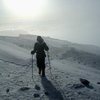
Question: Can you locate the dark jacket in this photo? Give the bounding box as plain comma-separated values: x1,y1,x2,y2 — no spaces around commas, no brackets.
31,42,49,58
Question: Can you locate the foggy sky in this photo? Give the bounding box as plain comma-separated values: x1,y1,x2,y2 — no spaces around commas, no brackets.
0,0,100,46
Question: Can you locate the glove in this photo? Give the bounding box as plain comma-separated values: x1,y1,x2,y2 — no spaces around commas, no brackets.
31,50,34,55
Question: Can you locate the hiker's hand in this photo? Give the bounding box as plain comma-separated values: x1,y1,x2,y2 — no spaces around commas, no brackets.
31,50,34,55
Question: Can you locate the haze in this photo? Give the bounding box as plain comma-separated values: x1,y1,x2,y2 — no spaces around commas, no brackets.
0,0,100,46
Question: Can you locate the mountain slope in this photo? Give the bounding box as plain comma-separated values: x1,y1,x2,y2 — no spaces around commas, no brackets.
0,35,100,100
61,47,100,70
0,39,30,65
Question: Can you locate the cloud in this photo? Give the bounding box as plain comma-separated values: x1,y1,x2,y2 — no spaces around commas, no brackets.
0,0,100,46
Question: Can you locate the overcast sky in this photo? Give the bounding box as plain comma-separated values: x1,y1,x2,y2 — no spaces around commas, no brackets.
0,0,100,46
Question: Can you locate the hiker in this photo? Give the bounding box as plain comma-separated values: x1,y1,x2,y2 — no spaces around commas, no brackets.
31,36,49,77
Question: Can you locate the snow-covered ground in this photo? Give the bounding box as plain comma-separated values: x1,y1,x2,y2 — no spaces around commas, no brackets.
0,35,100,100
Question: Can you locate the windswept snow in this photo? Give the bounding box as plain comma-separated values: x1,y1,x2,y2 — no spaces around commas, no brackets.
0,40,30,59
0,35,100,100
0,39,30,65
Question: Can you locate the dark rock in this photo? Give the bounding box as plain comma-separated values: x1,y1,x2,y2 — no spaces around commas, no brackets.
6,88,9,93
97,82,100,84
35,85,40,90
45,91,49,95
33,93,40,98
19,87,30,91
8,74,10,77
80,78,90,86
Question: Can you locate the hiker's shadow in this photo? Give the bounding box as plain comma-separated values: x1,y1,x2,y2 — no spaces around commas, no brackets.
41,77,64,100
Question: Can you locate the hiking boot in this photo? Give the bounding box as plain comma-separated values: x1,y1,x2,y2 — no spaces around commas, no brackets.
38,71,41,75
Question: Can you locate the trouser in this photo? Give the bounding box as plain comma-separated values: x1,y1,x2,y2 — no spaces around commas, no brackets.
38,66,45,76
36,56,45,76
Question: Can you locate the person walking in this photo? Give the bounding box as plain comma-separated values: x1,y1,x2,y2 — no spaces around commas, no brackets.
31,36,49,77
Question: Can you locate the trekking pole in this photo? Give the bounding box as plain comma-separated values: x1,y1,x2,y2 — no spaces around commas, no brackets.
32,54,33,79
47,51,51,69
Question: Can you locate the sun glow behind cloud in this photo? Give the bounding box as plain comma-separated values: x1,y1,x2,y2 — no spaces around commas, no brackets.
1,0,100,46
3,0,48,19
